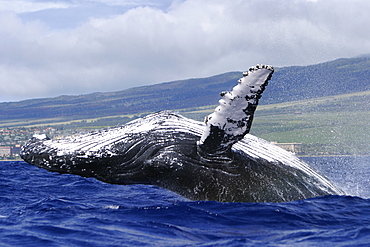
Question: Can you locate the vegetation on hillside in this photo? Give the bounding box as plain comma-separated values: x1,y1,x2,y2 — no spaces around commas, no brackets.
0,56,369,155
1,57,369,125
179,91,370,155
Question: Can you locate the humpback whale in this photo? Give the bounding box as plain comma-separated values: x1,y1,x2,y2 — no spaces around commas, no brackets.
21,65,343,203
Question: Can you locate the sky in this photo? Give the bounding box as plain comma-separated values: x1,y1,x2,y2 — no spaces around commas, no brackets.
1,0,370,102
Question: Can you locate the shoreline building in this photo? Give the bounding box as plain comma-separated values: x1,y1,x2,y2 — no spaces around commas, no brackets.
271,142,302,154
0,145,22,158
0,146,11,157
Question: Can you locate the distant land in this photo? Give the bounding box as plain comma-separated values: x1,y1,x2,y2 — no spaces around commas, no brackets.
1,56,369,125
0,56,369,155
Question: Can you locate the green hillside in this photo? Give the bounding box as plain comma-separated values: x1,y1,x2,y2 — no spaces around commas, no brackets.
184,91,370,155
1,56,369,155
255,92,370,155
0,56,369,126
3,90,369,156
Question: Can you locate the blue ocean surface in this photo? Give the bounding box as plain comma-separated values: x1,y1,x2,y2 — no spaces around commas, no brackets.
0,156,370,246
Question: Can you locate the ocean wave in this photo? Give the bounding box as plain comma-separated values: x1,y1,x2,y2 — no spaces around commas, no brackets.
0,161,369,246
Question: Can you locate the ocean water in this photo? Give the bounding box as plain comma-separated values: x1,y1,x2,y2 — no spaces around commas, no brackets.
0,157,369,246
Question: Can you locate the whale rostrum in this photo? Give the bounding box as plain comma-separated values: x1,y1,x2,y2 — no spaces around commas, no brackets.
20,65,344,203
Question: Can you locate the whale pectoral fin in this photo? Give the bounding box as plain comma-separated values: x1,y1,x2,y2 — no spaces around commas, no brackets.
198,64,274,155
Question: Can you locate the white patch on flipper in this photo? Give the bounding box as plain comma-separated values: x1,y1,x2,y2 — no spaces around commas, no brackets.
199,65,274,146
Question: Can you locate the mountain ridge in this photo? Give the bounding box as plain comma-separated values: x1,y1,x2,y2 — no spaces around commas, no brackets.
1,56,369,125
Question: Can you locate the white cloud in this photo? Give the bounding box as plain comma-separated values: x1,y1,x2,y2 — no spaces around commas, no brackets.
1,0,370,102
0,0,72,13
